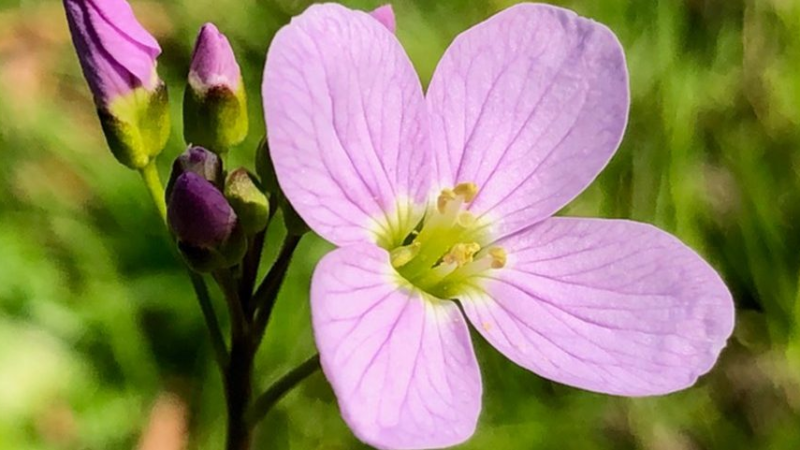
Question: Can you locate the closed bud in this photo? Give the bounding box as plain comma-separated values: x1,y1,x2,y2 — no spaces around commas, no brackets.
63,0,170,169
165,146,223,201
224,168,270,235
167,172,246,272
184,23,248,154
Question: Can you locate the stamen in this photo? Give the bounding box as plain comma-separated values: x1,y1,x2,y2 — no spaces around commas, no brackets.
390,242,421,268
453,183,478,203
390,182,501,293
437,189,456,214
456,211,476,228
489,247,507,269
442,242,481,267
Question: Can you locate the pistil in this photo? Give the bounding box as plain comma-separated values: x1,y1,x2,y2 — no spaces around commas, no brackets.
389,183,506,298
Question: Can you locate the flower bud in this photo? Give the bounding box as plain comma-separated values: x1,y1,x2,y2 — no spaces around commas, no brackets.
167,172,246,272
165,146,223,201
63,0,170,170
184,23,248,154
225,168,270,235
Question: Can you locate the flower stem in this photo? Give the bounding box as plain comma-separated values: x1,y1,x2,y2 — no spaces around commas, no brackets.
225,327,255,450
252,234,303,346
239,230,267,316
246,353,321,427
140,162,167,222
214,269,249,342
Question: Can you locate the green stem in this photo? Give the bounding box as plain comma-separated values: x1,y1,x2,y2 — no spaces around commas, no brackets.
189,271,229,372
251,234,303,346
225,315,255,450
214,269,249,342
239,230,267,317
140,162,167,222
246,354,321,428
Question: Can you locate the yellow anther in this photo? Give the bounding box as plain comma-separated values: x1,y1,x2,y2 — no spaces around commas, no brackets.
443,242,481,267
456,211,476,228
489,247,507,269
390,242,421,268
437,189,456,214
453,183,478,203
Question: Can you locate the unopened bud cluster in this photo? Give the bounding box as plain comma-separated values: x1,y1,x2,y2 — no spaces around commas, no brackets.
64,0,307,269
166,147,268,272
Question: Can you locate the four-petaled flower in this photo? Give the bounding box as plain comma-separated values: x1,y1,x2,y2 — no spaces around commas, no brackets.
263,3,734,449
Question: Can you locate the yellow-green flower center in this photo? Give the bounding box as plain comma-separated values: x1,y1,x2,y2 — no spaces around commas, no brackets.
386,183,506,299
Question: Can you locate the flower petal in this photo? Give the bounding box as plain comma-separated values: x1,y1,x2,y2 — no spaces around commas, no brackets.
312,244,481,449
264,4,430,247
460,218,734,396
427,4,629,238
85,0,161,88
370,5,396,33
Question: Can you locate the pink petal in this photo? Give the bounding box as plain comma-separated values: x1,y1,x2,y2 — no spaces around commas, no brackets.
427,4,629,238
312,244,481,449
263,4,430,246
370,5,396,33
461,218,734,396
86,0,161,89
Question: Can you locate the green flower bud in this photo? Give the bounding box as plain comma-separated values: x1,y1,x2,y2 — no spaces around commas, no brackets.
224,168,270,235
183,24,248,154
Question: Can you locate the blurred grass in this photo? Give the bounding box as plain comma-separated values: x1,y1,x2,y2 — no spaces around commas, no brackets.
0,0,799,449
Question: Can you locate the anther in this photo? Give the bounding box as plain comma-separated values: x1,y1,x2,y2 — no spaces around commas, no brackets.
489,247,507,269
453,183,478,203
437,189,456,214
456,211,476,228
390,242,421,268
443,242,481,267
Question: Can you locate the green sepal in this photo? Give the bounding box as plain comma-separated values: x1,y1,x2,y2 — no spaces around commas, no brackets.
99,83,171,170
225,168,270,235
183,83,248,154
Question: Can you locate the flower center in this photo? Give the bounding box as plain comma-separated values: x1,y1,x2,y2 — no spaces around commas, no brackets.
388,183,506,299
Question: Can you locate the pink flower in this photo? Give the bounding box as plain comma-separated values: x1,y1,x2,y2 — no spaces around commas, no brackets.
263,3,734,449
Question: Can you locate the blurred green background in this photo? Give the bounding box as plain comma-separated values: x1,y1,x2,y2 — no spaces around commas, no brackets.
1,0,799,448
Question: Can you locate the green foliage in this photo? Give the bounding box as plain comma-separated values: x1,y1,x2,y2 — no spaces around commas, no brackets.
0,0,798,449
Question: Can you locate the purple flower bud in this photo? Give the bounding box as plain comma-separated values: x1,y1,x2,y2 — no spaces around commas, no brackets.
165,146,223,201
63,0,161,106
168,172,236,248
189,23,242,93
184,23,248,154
167,172,247,272
63,0,170,169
